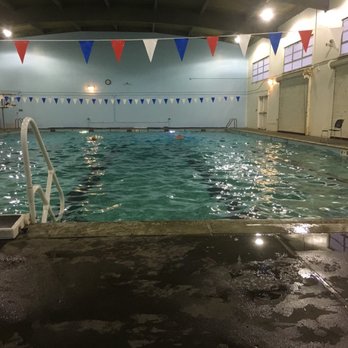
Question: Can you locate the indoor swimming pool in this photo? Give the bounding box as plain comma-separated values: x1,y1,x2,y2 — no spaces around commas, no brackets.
1,130,348,221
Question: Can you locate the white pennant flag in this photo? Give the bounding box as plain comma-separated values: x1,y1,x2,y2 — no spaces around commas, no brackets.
86,98,90,104
122,98,127,105
48,97,52,104
143,39,158,62
230,96,234,102
218,96,222,102
73,98,78,104
110,99,115,105
98,98,103,104
170,98,174,104
22,96,27,103
135,98,139,104
193,98,198,103
35,97,39,103
239,34,251,56
60,98,65,104
158,98,162,104
146,98,151,104
182,98,186,104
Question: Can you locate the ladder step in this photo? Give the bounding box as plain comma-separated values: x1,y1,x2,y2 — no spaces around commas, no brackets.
0,214,29,239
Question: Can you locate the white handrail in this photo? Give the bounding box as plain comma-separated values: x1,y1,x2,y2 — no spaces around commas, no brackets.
20,117,65,223
226,118,237,128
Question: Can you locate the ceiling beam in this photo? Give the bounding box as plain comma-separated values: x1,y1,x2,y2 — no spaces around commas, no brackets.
199,0,210,14
8,6,246,34
279,0,329,11
104,0,111,9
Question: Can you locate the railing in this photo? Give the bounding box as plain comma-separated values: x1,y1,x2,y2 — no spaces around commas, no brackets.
226,118,237,128
20,117,65,223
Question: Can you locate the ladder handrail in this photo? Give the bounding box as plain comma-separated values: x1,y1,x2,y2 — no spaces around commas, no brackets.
226,118,237,128
20,117,65,223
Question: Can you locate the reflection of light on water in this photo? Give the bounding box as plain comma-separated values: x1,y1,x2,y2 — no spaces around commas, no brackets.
255,237,264,246
79,130,89,134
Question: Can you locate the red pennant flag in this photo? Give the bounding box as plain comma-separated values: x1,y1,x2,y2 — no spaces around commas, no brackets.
111,40,125,62
14,40,30,63
299,30,312,52
207,36,219,56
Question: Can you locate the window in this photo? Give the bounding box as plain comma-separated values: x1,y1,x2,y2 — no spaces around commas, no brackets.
283,36,313,73
341,17,348,55
252,56,269,83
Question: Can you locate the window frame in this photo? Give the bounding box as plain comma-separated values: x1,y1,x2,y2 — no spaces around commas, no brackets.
340,17,348,55
252,56,270,83
283,36,314,73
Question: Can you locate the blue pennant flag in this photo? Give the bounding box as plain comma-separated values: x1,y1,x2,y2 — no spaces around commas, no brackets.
200,97,204,103
79,98,83,104
269,32,282,55
164,98,168,104
236,96,240,102
176,98,180,104
29,96,33,102
140,99,145,104
92,98,97,104
67,98,71,104
54,98,59,104
211,97,215,103
152,99,156,104
129,99,133,104
16,96,21,102
42,97,46,103
104,99,108,104
188,98,192,104
79,41,94,63
224,96,228,101
117,99,121,104
4,96,9,102
174,38,189,61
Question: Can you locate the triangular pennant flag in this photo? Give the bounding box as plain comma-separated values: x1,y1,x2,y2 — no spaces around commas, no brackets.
4,96,9,102
122,99,127,105
98,98,103,104
230,96,234,102
110,99,115,105
79,98,84,104
170,98,174,104
86,98,90,104
15,96,21,102
146,98,151,104
224,96,228,101
111,40,125,62
129,99,133,104
134,99,139,104
92,98,97,104
207,36,219,56
67,98,71,104
269,32,282,55
60,98,64,104
14,40,30,64
193,98,198,103
236,96,241,102
143,39,158,62
73,98,78,104
188,98,192,104
48,97,52,104
35,97,39,103
140,98,145,104
164,98,168,104
152,98,156,104
211,97,216,103
182,98,186,104
104,99,108,104
218,96,222,102
53,97,58,104
79,41,94,63
176,98,180,104
117,99,121,104
299,30,312,52
200,97,204,103
238,34,251,56
158,98,162,104
22,97,27,103
174,38,189,61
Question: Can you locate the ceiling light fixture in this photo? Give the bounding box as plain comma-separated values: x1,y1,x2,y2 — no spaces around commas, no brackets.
234,36,241,44
86,85,96,93
260,8,274,22
2,28,12,38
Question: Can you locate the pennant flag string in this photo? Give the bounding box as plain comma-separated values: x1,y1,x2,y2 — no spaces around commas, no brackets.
111,40,125,62
207,36,219,56
143,39,158,62
269,32,282,55
175,38,189,61
14,40,30,63
79,41,94,63
299,30,313,52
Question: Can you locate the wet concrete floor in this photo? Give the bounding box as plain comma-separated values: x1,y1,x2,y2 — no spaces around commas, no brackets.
1,222,348,347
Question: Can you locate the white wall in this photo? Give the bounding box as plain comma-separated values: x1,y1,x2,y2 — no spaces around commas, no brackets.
246,1,348,137
0,32,247,129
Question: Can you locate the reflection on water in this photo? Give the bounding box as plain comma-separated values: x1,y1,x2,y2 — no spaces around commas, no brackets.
1,131,348,221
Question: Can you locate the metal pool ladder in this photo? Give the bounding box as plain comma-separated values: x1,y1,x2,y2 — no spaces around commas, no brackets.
21,117,65,223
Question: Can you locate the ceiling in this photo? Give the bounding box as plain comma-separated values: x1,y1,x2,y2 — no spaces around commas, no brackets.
0,0,330,41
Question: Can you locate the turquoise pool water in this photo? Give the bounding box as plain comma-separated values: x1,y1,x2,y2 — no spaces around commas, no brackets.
1,130,348,221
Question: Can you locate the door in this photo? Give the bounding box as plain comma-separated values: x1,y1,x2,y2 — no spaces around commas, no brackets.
278,76,307,134
257,95,268,130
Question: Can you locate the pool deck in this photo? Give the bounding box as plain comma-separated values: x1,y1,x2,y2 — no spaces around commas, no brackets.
1,128,348,347
1,220,348,347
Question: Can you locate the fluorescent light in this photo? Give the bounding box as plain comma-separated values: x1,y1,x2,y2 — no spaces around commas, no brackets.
2,28,12,38
260,8,274,22
86,85,96,93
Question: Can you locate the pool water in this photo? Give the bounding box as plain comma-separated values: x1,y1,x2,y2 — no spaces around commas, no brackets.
1,130,348,221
